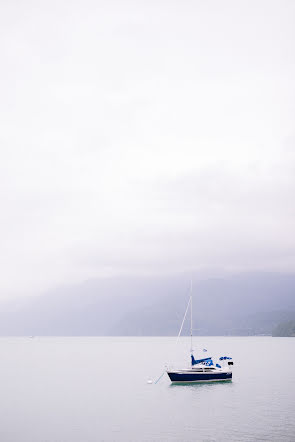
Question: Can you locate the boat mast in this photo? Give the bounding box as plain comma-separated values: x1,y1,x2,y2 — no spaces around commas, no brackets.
190,279,193,353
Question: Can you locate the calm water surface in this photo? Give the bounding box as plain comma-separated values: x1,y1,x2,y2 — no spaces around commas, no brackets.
0,336,294,442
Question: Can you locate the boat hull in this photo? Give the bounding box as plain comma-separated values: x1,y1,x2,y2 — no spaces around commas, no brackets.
167,371,232,383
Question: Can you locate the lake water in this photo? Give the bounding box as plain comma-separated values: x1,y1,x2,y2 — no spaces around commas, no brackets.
0,336,294,441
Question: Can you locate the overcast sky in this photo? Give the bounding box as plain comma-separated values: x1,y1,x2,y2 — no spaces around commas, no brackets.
0,0,294,299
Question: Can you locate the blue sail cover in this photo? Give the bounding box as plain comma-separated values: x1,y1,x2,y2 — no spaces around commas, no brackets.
219,356,232,360
191,355,213,366
203,359,213,366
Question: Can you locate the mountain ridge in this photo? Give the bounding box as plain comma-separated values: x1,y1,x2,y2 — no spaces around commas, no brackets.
0,272,294,336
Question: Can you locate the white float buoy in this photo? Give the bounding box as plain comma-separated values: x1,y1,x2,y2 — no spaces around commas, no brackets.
147,379,153,384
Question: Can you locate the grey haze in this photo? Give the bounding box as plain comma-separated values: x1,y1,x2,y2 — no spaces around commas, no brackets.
0,0,294,301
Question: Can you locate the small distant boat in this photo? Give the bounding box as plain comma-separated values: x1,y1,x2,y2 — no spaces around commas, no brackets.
167,282,233,383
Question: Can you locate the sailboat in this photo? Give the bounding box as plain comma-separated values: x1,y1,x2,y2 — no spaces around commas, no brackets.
166,283,233,383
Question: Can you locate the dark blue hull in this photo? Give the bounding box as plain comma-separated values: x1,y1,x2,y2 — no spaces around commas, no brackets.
167,371,232,383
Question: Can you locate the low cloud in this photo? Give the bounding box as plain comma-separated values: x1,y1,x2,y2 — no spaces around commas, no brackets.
0,0,294,298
